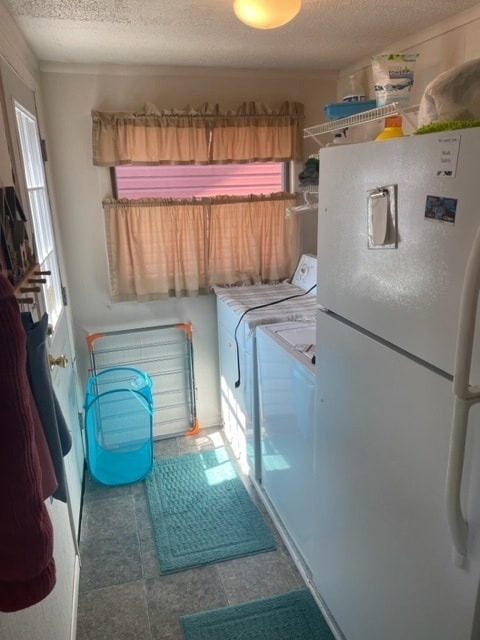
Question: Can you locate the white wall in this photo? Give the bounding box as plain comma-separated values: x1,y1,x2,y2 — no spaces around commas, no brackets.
0,1,38,184
4,2,480,432
340,4,480,101
0,9,81,640
37,65,337,429
336,5,480,141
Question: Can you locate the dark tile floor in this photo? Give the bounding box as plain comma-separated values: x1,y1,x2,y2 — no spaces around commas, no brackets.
76,427,307,640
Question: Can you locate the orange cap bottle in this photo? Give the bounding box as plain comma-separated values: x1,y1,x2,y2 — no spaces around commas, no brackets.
375,115,404,141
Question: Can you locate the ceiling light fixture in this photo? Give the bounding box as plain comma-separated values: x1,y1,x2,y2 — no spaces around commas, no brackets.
233,0,302,29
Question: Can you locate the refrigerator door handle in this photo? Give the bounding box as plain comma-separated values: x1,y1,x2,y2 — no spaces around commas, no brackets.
446,396,476,566
447,225,480,566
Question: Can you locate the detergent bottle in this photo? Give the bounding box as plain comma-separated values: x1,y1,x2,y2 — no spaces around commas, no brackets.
375,115,404,141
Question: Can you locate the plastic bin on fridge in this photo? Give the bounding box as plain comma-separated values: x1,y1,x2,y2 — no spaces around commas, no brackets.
84,367,153,486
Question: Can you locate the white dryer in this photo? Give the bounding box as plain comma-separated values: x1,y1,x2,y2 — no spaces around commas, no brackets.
256,321,316,570
214,254,317,481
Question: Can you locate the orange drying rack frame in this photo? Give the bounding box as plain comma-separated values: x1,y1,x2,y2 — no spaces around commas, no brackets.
86,322,200,436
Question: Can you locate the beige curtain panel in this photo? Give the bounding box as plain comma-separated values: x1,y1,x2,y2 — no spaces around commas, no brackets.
208,195,300,286
104,198,208,301
103,194,299,302
92,102,304,166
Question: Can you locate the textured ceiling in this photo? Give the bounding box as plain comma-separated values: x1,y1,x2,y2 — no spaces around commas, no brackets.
4,0,480,70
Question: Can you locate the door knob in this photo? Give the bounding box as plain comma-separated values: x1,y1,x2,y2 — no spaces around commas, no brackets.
48,354,68,369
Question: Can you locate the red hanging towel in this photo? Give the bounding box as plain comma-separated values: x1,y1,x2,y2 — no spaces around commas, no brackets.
0,273,56,612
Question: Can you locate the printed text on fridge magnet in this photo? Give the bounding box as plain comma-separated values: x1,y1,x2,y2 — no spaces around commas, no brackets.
435,135,460,177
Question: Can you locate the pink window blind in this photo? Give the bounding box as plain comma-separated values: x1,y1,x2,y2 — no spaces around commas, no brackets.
114,163,284,199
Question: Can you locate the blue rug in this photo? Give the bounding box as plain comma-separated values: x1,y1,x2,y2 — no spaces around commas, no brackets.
144,447,276,573
181,589,335,640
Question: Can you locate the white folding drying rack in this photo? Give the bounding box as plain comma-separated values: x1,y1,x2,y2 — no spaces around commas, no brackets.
87,323,200,439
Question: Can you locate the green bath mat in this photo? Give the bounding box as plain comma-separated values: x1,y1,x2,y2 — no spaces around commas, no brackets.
144,447,276,573
181,589,335,640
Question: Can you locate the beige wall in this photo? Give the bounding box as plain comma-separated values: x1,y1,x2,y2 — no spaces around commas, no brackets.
37,66,337,428
0,104,12,185
0,1,37,185
335,5,480,141
339,5,480,100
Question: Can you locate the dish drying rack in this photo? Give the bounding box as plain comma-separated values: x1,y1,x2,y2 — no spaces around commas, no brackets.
303,102,420,146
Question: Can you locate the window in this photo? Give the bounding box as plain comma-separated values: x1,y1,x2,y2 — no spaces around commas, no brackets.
14,102,64,326
96,102,303,300
105,161,298,300
113,162,287,199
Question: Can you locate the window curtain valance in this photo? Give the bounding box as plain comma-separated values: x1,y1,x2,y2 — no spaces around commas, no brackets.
92,101,304,166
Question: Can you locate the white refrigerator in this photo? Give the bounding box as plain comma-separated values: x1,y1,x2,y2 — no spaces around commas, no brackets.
313,128,480,640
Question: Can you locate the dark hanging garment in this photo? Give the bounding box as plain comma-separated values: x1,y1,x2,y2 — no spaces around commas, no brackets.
0,273,56,612
21,312,72,503
29,389,58,500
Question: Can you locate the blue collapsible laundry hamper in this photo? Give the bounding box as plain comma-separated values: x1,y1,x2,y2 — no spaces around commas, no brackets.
84,367,153,486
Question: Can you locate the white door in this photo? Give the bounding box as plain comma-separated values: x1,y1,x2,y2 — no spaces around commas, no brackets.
313,310,480,640
0,59,82,640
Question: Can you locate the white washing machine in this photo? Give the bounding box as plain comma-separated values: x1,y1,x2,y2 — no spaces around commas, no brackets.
214,254,317,481
256,321,316,570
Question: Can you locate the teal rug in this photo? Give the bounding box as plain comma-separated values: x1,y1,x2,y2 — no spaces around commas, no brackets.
181,589,335,640
144,447,276,573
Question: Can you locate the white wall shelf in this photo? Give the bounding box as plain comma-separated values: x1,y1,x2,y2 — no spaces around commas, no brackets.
304,102,419,145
